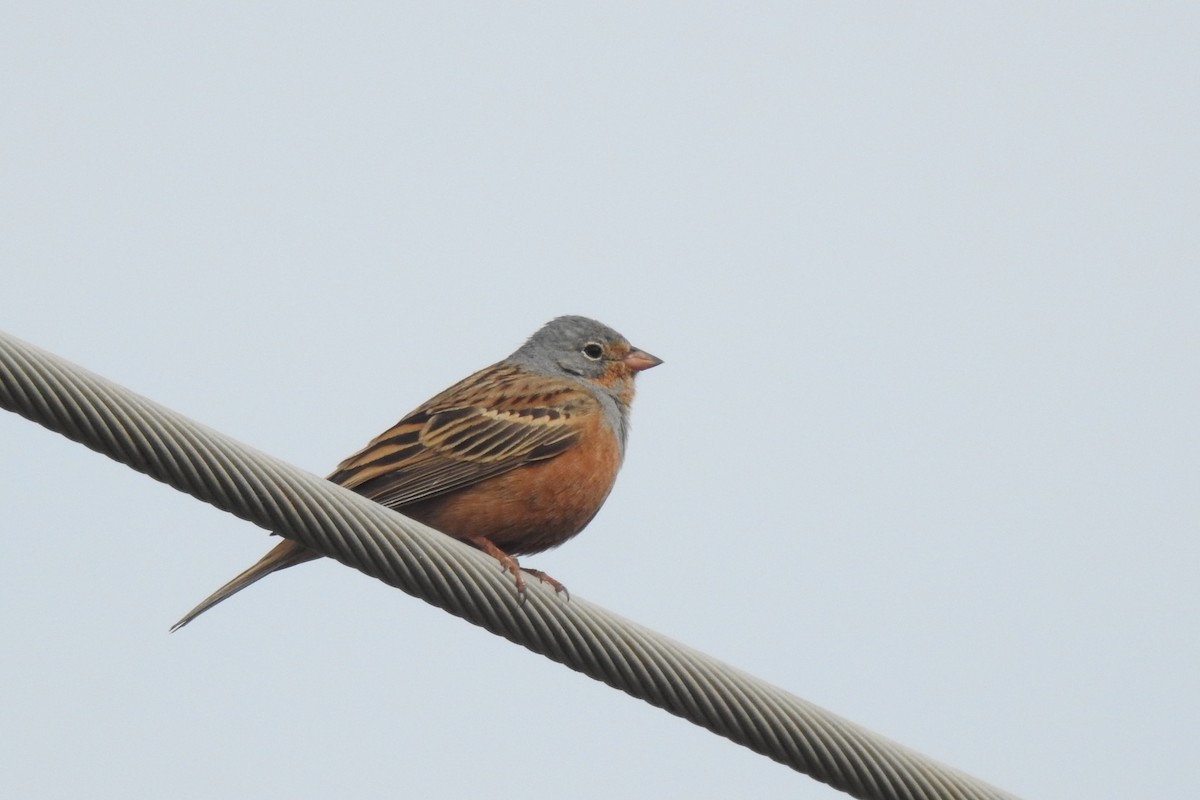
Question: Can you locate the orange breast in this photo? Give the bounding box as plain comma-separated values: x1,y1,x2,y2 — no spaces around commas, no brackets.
399,409,624,555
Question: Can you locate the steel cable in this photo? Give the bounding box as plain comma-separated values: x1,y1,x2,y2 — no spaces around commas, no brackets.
0,329,1020,800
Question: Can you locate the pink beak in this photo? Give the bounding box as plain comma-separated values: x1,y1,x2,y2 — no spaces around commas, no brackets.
623,348,663,372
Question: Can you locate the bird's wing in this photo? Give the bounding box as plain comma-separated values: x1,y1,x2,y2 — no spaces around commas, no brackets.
326,364,590,509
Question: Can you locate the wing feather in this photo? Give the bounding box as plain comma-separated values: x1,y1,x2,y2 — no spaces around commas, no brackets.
326,365,591,510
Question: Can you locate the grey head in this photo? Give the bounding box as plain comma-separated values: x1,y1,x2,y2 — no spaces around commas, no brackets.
507,315,662,449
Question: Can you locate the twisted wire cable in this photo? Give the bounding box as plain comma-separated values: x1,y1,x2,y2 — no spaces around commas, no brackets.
0,329,1020,800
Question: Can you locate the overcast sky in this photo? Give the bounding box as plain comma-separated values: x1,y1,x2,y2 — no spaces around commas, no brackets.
2,4,1197,799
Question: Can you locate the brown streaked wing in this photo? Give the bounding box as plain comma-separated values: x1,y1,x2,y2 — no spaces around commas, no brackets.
325,367,591,510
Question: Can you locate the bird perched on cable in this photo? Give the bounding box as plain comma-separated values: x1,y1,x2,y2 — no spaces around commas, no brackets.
172,315,661,630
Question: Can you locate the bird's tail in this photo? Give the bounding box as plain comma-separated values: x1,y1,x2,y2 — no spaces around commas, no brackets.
170,538,319,631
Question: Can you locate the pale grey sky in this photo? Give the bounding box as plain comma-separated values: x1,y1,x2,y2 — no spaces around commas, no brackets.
2,4,1197,799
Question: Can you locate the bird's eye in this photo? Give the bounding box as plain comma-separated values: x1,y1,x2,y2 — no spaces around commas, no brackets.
582,342,604,360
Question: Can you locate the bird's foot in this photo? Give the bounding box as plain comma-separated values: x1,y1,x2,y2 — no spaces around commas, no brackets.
521,568,569,601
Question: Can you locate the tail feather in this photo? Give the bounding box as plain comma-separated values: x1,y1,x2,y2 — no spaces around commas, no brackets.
170,539,319,631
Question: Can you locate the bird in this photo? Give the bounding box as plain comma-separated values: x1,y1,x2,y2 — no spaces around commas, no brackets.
171,315,661,630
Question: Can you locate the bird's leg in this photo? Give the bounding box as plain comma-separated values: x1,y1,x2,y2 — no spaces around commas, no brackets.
468,536,527,599
466,537,569,602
